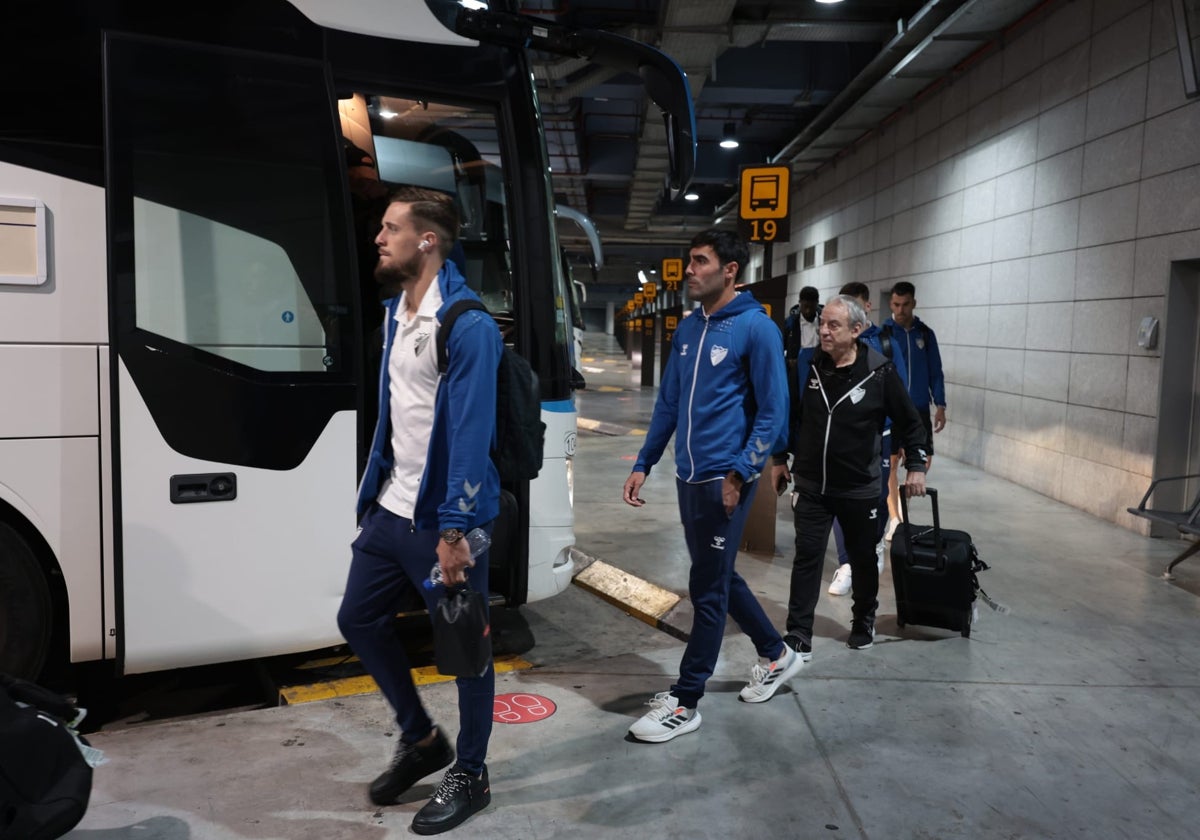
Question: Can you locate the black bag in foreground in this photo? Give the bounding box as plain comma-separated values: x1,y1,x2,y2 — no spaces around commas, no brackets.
890,488,989,638
0,674,94,840
433,586,493,678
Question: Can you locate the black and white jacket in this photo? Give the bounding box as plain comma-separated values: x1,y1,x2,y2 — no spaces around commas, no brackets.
780,342,928,499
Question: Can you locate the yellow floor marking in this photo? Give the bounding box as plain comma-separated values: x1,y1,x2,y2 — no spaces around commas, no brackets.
278,655,533,705
573,559,680,629
577,417,602,431
596,385,625,392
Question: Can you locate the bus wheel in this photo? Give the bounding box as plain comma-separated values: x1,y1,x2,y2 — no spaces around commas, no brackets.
0,522,52,679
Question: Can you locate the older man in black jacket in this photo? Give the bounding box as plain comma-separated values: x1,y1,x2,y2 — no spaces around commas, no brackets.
772,294,928,653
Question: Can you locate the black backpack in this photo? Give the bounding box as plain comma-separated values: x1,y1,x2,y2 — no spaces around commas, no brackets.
437,299,545,482
0,675,93,840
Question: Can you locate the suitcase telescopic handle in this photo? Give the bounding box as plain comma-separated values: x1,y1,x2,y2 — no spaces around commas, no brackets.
899,486,942,568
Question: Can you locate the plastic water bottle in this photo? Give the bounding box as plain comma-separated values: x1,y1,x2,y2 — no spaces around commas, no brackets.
425,527,491,589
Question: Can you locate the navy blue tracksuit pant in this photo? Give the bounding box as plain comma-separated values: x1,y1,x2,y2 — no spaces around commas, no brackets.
670,478,786,708
338,504,494,775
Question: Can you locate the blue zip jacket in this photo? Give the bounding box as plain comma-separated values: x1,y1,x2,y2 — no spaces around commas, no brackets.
881,316,945,409
634,291,788,483
356,260,502,531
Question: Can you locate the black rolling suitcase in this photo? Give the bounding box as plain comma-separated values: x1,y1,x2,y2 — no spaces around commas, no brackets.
890,488,984,638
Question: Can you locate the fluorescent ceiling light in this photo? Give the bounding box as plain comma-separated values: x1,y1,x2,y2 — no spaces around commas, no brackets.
684,192,700,201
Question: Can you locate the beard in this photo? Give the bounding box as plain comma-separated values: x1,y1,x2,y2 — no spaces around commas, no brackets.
374,254,422,295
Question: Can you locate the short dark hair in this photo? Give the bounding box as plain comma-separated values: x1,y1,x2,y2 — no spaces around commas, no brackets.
690,229,749,281
839,281,870,302
388,186,459,257
891,280,915,298
799,286,819,302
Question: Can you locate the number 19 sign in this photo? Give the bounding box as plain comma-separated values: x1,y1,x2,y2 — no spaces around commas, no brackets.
737,164,791,243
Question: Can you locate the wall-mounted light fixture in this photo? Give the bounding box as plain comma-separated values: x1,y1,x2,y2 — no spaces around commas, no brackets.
719,122,739,149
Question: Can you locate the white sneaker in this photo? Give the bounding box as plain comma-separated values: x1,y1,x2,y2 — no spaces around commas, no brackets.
876,540,886,575
828,564,852,596
884,517,901,542
628,692,701,743
739,644,806,704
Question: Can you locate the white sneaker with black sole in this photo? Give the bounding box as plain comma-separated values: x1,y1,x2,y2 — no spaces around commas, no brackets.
876,540,886,575
628,692,700,743
739,643,806,703
828,564,852,596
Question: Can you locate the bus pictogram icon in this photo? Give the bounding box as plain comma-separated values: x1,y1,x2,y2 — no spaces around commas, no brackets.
738,165,790,220
749,175,779,211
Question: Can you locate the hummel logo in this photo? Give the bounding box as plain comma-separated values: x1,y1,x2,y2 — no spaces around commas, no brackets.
463,479,481,498
414,332,431,356
711,536,726,549
868,509,878,520
807,378,820,390
458,498,477,513
680,344,689,357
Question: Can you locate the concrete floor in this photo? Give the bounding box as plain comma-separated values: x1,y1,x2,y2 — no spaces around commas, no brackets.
67,332,1200,839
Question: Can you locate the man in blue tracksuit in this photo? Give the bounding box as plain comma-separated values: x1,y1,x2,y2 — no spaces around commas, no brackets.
622,229,803,744
340,187,501,835
883,280,946,532
883,280,946,465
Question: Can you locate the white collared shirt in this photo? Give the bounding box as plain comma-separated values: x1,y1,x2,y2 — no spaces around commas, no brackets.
377,282,443,519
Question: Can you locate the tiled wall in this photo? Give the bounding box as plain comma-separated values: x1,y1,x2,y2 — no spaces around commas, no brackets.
776,0,1200,531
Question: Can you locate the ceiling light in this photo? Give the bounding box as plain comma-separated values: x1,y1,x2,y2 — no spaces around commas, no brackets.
378,108,398,119
684,191,700,201
814,0,844,4
719,121,739,149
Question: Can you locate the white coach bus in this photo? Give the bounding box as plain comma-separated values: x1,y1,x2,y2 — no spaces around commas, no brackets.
0,0,695,678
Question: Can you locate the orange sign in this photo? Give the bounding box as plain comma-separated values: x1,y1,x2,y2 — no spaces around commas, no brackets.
634,293,644,306
644,281,657,300
662,258,683,282
665,316,678,330
738,164,791,243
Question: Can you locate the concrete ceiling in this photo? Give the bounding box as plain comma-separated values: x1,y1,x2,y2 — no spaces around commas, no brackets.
526,0,1052,288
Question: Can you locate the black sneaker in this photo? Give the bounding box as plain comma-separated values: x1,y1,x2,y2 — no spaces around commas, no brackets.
368,728,454,806
782,633,814,663
411,765,491,835
847,619,875,650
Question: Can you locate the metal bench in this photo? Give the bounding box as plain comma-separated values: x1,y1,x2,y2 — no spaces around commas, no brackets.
1127,474,1200,578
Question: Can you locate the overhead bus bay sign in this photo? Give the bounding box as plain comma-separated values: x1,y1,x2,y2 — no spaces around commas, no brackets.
738,164,790,243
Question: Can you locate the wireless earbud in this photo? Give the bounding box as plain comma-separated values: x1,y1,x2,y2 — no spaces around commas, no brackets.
418,241,430,252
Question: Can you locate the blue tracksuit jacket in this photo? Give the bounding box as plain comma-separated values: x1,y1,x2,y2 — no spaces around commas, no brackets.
635,291,788,483
356,261,503,531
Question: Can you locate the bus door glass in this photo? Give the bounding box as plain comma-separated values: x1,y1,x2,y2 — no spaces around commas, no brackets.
105,34,358,672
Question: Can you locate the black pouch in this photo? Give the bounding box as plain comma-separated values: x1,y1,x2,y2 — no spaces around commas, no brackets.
432,587,492,678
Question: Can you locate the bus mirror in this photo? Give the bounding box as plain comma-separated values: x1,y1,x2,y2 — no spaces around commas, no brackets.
456,9,697,199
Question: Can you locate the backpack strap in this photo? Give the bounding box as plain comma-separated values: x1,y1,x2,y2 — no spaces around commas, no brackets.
880,324,893,360
436,298,488,375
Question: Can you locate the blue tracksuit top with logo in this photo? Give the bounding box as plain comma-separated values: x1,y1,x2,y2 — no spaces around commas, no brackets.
634,291,788,483
881,315,945,410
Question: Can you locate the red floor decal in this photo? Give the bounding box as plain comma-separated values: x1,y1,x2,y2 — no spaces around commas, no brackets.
493,693,556,724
